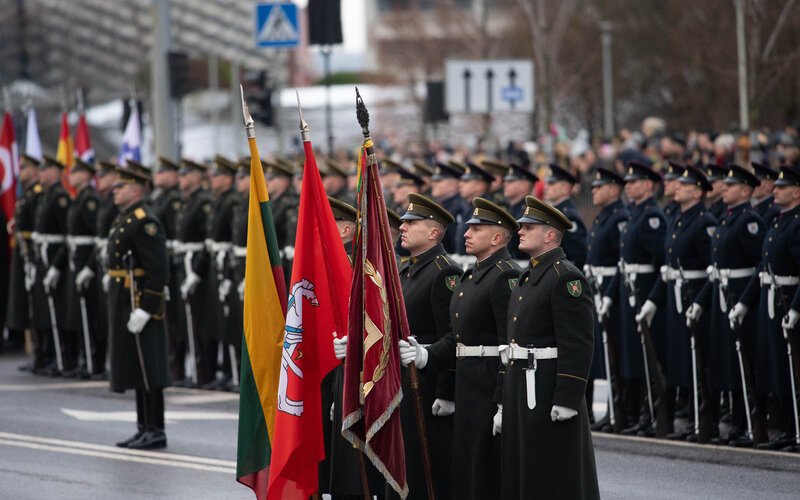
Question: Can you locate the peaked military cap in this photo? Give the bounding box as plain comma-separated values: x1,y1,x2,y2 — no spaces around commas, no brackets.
400,193,455,225
115,160,152,185
395,167,424,187
432,161,464,181
677,163,712,191
323,160,348,179
623,160,661,183
504,163,539,183
461,162,494,183
236,157,252,176
591,166,624,187
723,163,760,188
705,163,729,182
412,160,435,178
387,208,402,230
21,154,41,168
481,159,510,177
265,159,293,178
211,155,237,176
751,160,778,181
663,160,684,181
467,197,520,231
72,158,96,175
41,155,66,170
517,195,574,233
775,164,800,187
328,196,357,223
155,156,180,173
97,160,118,175
545,163,578,184
180,158,207,174
448,159,468,173
381,158,403,174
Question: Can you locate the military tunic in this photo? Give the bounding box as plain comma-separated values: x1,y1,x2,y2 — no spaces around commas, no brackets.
506,198,528,260
738,205,800,395
435,193,463,255
708,198,727,221
754,196,780,227
65,186,100,331
204,188,241,340
663,200,680,226
392,243,461,500
501,247,599,500
31,184,71,331
5,183,42,330
554,198,588,270
106,202,170,392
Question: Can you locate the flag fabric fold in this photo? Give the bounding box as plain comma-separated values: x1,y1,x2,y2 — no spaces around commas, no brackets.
267,139,351,499
119,103,141,166
56,112,75,196
24,107,42,160
74,113,94,164
236,138,288,500
0,111,19,222
341,142,408,498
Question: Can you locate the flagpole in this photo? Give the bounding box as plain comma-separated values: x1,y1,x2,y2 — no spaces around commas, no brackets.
356,88,436,500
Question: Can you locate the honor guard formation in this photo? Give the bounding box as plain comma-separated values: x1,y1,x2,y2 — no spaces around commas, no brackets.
3,119,800,500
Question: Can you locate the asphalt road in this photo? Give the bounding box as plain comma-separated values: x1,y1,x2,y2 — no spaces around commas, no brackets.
1,353,798,499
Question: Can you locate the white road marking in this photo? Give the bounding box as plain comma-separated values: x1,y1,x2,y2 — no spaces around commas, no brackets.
166,393,239,405
0,431,236,472
61,409,238,422
0,381,108,391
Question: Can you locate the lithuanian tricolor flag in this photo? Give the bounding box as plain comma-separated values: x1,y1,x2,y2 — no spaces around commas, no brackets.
236,136,288,499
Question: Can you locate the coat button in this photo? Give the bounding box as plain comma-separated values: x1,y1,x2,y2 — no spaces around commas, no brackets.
459,292,464,297
518,296,522,301
512,316,517,321
455,313,459,318
115,278,121,283
510,360,515,366
469,275,473,280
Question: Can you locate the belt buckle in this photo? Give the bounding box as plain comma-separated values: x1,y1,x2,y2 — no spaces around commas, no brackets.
479,345,484,357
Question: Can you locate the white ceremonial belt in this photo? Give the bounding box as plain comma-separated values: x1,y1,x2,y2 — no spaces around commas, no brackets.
205,239,233,253
456,344,500,358
233,246,247,258
508,343,557,411
165,240,178,250
507,344,558,360
31,232,66,244
621,262,656,275
174,242,205,254
660,266,707,314
707,266,756,312
67,235,96,247
94,237,108,248
585,265,617,277
759,272,800,319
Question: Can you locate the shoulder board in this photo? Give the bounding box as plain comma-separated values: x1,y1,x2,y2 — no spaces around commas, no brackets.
33,184,43,193
495,260,513,271
134,208,147,220
433,254,451,270
553,259,567,276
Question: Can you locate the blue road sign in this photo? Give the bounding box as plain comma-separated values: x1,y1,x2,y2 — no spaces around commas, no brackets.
501,86,524,104
255,2,300,49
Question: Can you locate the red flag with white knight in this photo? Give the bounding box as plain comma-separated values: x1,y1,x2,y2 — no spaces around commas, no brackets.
341,89,408,499
0,111,19,222
266,93,351,499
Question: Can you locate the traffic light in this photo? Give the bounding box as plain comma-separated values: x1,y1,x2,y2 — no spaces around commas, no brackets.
168,51,190,99
243,70,273,127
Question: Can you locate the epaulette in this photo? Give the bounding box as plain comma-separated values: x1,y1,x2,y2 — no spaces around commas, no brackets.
33,184,43,194
434,254,451,270
134,208,147,220
495,260,513,272
553,259,567,277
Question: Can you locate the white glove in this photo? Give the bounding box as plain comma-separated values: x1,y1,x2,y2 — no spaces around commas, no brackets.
75,266,95,291
333,336,348,360
43,267,61,293
330,402,335,422
102,274,111,292
238,280,245,302
685,303,703,328
181,272,201,299
23,262,36,292
399,337,428,368
127,308,151,334
551,405,578,422
729,302,748,330
283,245,295,261
163,285,171,302
499,344,509,366
492,404,503,436
635,300,657,326
783,309,800,330
597,296,613,320
431,398,455,417
218,279,232,303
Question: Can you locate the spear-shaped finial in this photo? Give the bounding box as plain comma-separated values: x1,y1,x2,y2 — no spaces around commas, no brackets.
296,89,310,143
240,84,255,139
355,87,370,140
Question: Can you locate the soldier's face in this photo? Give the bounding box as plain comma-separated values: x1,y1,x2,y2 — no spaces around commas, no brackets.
543,180,571,202
179,170,202,192
503,179,533,201
393,184,417,204
591,183,619,206
459,179,488,200
722,182,752,205
430,178,458,199
753,180,773,199
708,180,725,199
68,170,91,189
19,164,38,185
267,175,290,197
210,172,233,193
517,223,549,256
624,179,652,202
399,219,436,253
773,185,800,207
464,224,496,259
97,172,118,193
674,183,702,205
38,166,61,186
112,183,141,208
236,175,251,194
663,179,678,197
154,170,178,189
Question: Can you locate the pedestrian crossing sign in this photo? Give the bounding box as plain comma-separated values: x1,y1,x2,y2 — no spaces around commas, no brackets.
255,2,300,48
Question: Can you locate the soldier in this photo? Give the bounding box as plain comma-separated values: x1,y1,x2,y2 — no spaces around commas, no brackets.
390,193,461,500
6,156,43,364
106,162,170,450
636,165,716,441
202,155,242,389
147,157,183,383
380,159,403,207
687,164,764,446
264,160,299,274
411,160,435,195
406,197,520,499
543,164,587,270
503,163,539,260
600,161,666,435
429,162,464,255
705,163,729,220
65,159,102,378
31,156,71,376
232,158,250,318
175,159,214,386
481,159,511,206
387,207,402,259
391,167,424,210
500,195,600,500
729,165,800,451
586,167,630,432
751,160,780,225
94,160,120,378
456,162,494,254
323,159,356,207
662,161,683,225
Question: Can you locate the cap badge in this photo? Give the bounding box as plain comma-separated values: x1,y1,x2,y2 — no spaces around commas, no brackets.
473,207,480,216
524,206,531,215
408,202,414,211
